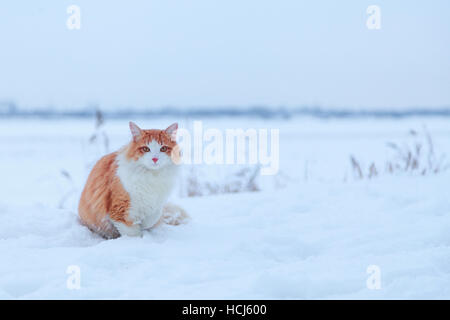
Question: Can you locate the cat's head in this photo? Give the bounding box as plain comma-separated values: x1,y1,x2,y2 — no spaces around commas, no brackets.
125,122,179,170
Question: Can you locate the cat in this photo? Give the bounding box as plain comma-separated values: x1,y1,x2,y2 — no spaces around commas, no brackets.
78,121,188,239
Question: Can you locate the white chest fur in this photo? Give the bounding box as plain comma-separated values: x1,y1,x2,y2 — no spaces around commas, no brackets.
116,153,178,229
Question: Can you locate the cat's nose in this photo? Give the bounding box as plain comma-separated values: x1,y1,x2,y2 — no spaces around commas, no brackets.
152,157,158,163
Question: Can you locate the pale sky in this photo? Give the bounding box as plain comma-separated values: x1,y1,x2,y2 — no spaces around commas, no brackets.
0,0,449,110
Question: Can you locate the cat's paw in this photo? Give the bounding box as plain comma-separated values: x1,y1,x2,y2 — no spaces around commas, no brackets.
141,212,162,230
162,203,190,226
113,221,143,237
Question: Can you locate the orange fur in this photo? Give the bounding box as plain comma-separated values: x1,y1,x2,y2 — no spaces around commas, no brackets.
78,152,131,239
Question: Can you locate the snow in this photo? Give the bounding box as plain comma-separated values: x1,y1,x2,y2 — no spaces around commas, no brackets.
1,117,450,299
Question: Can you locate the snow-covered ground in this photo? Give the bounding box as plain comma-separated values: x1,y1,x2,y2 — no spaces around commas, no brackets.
1,116,450,299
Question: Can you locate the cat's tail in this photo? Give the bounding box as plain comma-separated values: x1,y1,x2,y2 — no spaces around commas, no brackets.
161,202,190,226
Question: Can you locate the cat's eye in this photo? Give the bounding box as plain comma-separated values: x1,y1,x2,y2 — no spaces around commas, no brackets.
160,146,168,152
141,146,150,152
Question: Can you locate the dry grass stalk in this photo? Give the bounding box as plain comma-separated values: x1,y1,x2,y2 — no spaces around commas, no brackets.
350,127,448,180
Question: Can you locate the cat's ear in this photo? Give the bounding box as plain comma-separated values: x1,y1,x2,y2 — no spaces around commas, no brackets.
165,123,178,141
129,121,142,141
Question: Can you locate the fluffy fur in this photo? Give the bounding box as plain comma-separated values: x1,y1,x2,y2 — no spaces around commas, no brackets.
78,122,187,239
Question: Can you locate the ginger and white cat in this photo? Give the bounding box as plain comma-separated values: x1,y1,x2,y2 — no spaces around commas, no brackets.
78,122,187,239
